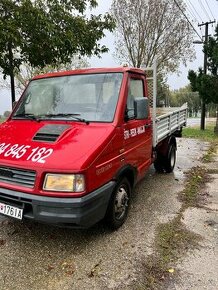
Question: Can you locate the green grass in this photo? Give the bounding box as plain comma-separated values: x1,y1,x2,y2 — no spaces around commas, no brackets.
183,125,218,142
156,217,199,263
179,166,208,208
201,142,217,163
142,217,201,290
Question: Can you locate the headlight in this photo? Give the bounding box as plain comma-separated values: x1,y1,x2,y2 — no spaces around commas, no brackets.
43,174,85,192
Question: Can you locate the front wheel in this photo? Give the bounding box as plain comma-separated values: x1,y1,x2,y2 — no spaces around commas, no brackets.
105,177,131,230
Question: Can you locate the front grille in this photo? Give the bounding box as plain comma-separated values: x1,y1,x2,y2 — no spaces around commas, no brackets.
0,166,36,188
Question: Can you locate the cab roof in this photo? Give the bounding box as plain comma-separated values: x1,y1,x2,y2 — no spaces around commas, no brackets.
32,67,146,80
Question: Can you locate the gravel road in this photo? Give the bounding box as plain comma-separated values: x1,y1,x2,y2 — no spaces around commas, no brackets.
0,138,208,290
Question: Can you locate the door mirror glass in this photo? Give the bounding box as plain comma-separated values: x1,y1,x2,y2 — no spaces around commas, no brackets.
134,97,149,119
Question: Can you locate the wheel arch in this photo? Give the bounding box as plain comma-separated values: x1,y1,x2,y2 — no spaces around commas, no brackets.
155,135,177,156
113,165,137,189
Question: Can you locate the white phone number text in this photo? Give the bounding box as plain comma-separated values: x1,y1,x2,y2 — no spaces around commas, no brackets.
0,142,53,164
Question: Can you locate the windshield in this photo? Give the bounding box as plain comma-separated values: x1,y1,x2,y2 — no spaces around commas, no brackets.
13,73,123,122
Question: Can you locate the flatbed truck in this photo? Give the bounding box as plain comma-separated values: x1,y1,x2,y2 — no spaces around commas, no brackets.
0,65,187,229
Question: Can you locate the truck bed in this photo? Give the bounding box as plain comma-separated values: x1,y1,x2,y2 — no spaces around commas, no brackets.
152,103,188,147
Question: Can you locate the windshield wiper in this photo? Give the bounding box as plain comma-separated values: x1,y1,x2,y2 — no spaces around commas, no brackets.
39,113,90,125
12,113,39,121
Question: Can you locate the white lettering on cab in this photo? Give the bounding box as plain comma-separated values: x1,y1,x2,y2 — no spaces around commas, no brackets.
124,125,146,140
0,142,53,164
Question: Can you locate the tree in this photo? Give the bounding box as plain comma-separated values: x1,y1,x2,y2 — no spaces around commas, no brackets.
188,25,218,132
0,0,115,106
0,55,90,95
205,27,218,76
3,110,10,118
188,69,218,104
157,75,170,107
111,0,195,71
169,85,200,117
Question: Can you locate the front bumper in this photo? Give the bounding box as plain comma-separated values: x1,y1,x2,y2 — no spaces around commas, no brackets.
0,181,116,228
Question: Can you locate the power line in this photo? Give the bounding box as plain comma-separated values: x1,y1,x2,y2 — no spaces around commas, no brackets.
204,0,215,20
173,0,202,40
184,0,198,22
185,3,198,22
184,0,203,37
198,0,211,20
204,0,217,36
184,1,204,37
186,0,203,22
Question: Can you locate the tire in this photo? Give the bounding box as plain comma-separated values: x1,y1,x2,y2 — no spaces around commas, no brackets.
105,177,131,230
163,143,176,173
154,155,164,173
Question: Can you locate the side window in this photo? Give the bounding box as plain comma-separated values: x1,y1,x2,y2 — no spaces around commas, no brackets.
127,79,144,118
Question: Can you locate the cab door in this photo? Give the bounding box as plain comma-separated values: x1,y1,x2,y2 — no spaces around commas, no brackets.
123,74,152,179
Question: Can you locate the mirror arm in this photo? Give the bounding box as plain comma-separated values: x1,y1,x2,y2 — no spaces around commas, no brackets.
124,108,135,122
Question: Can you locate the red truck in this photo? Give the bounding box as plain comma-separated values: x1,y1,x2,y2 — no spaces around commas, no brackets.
0,67,187,229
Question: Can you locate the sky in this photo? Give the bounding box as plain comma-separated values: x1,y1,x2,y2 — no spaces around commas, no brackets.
0,0,218,115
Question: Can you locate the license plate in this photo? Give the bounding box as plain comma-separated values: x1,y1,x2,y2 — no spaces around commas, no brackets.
0,202,23,220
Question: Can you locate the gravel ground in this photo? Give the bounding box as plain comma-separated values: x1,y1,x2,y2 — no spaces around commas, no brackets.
0,138,208,290
167,146,218,290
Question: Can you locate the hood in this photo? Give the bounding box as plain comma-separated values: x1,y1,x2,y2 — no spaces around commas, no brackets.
0,120,114,171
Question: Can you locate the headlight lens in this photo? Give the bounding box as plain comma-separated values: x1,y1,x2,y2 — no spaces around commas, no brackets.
43,174,85,192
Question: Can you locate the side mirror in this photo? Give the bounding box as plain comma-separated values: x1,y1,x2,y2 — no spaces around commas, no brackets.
134,97,149,120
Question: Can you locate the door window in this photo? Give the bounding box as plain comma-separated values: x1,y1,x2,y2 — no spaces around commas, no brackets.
127,79,144,118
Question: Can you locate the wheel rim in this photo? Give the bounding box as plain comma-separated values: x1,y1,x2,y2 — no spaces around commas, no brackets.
114,185,129,220
170,147,176,168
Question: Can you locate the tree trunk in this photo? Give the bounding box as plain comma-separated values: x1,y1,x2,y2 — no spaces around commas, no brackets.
9,72,16,107
200,101,206,130
8,42,16,107
214,104,218,135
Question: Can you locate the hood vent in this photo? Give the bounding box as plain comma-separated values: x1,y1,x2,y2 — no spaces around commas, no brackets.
33,124,71,143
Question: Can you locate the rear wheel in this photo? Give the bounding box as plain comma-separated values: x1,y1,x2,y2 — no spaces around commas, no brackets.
105,177,131,230
154,154,164,172
163,143,176,173
154,142,176,173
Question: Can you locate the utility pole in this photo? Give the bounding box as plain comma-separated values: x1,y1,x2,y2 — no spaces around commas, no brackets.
198,21,215,130
8,41,16,107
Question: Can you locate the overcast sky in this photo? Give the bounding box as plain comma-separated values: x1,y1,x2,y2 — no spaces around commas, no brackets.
1,0,218,114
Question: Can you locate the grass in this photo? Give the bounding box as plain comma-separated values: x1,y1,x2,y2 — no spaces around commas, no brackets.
142,220,201,289
201,142,217,163
179,166,208,208
156,216,199,264
183,125,218,142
